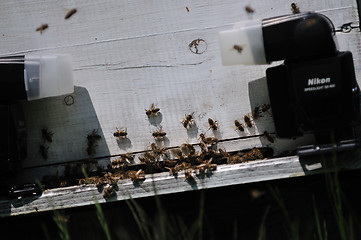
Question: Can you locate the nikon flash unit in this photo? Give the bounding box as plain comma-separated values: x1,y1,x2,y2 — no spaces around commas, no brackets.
0,54,73,178
220,12,361,156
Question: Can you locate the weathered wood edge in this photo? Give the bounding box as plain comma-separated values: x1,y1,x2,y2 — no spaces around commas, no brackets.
1,154,358,218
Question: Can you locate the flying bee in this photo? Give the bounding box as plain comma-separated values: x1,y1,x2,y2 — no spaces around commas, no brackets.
65,8,77,19
244,115,253,128
40,145,49,160
113,127,127,138
36,24,48,34
233,45,243,53
152,127,167,139
184,170,195,182
263,131,274,143
41,128,54,143
199,133,218,145
182,113,194,128
208,118,218,131
145,103,160,117
291,3,300,14
245,5,255,13
234,120,245,132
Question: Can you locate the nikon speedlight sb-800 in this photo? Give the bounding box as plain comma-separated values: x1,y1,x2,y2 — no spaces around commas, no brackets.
219,12,360,155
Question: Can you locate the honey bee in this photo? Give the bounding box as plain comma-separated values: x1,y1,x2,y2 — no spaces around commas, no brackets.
263,131,274,143
199,133,218,145
208,118,218,131
186,6,190,12
195,159,217,175
291,3,300,14
234,120,245,132
145,103,160,117
150,143,166,156
182,113,194,128
228,154,243,164
244,115,253,128
103,184,116,198
184,170,195,182
142,152,156,163
181,143,196,155
113,128,127,138
40,145,49,160
171,149,185,161
36,24,48,34
233,45,243,53
42,128,54,143
129,169,146,182
65,8,77,19
261,103,271,112
152,127,167,139
245,5,255,13
119,153,134,162
251,147,264,159
252,106,260,120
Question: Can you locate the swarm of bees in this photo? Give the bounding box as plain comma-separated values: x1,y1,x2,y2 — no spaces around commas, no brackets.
39,101,276,199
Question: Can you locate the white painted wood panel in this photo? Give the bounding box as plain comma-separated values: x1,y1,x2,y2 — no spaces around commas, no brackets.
0,0,360,215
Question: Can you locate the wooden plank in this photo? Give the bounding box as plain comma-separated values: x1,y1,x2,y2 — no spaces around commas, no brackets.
0,0,360,216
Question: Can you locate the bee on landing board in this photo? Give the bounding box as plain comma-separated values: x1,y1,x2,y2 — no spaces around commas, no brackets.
145,103,160,117
113,127,127,138
152,127,166,139
182,113,194,128
208,118,218,131
199,133,218,145
234,120,245,132
291,3,300,14
244,115,253,128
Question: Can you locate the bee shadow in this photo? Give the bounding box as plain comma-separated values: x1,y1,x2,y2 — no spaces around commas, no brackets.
148,112,163,127
116,137,132,150
155,136,170,148
186,124,199,139
132,179,145,187
185,179,198,189
104,192,118,202
212,129,222,139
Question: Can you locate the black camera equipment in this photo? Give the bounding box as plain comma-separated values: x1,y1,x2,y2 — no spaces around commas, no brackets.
0,55,73,182
219,12,361,156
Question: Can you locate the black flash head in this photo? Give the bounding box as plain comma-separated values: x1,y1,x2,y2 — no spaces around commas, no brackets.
220,12,361,154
